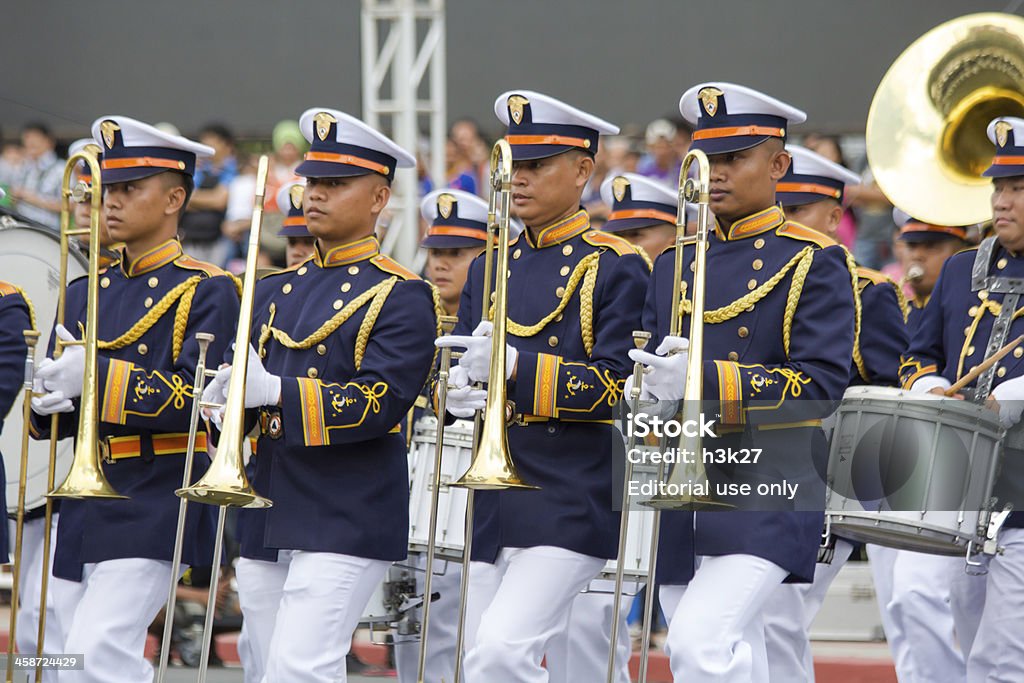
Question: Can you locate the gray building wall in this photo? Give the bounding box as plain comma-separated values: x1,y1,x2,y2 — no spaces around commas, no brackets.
1,1,1011,140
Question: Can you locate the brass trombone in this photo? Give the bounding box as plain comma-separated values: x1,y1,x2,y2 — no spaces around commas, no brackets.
8,329,39,683
156,155,273,683
34,149,126,679
635,149,729,683
448,139,538,683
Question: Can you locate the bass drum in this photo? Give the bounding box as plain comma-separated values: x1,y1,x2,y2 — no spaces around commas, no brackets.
0,221,81,513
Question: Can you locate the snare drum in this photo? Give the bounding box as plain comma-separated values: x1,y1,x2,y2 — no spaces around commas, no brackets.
0,222,79,513
361,565,418,632
407,416,473,561
825,386,1004,555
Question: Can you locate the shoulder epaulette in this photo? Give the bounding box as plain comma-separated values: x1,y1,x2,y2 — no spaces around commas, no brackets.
0,281,18,297
371,254,420,280
582,230,635,256
258,261,305,280
776,221,838,249
856,266,892,287
175,254,230,278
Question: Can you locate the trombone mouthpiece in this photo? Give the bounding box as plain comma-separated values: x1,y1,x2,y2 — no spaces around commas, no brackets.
632,330,651,351
440,315,458,334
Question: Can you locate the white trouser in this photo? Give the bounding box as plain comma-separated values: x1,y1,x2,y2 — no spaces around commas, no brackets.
463,546,605,683
951,527,1024,683
889,549,965,682
394,555,462,683
9,515,62,683
57,558,174,683
659,554,787,683
763,539,855,682
261,550,389,683
236,555,289,683
545,583,632,683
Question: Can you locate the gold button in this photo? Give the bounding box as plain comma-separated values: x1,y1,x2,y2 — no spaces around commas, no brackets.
754,238,765,249
513,248,522,259
747,279,757,290
562,245,573,256
144,296,153,308
307,367,318,378
998,367,1007,378
138,343,148,355
348,265,360,275
548,335,559,347
282,283,292,294
148,277,159,288
752,259,763,271
316,344,327,356
298,266,308,275
555,313,563,322
967,346,976,356
998,258,1008,269
269,302,276,314
737,327,749,338
560,265,570,277
980,290,989,300
100,277,110,288
556,286,565,297
333,299,344,310
1015,347,1023,359
728,351,739,361
969,306,979,316
341,282,352,293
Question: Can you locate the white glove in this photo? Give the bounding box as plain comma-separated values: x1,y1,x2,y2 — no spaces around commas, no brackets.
445,385,486,418
992,376,1024,428
627,335,689,402
448,364,471,391
207,345,282,410
435,321,518,384
623,372,678,420
36,325,84,399
200,365,229,428
31,390,73,415
909,375,952,395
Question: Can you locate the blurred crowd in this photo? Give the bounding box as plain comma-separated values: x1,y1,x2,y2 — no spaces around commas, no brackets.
1,117,920,277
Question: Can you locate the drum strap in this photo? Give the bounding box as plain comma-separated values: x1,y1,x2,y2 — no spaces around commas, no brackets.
967,238,1024,403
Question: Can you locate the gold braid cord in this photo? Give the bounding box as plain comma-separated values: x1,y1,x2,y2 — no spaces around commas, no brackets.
680,247,813,324
498,251,601,357
11,284,37,332
259,277,397,370
634,245,653,271
427,281,444,367
842,248,866,382
98,276,201,363
889,278,910,323
783,249,814,358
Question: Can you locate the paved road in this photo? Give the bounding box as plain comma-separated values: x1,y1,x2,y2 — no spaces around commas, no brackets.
161,666,389,682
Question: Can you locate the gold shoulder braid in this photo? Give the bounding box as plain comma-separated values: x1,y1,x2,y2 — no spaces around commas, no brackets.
259,277,398,370
8,284,38,331
492,251,601,357
633,245,654,270
679,246,813,325
783,249,814,358
98,275,201,363
840,248,867,382
889,278,910,323
428,281,444,367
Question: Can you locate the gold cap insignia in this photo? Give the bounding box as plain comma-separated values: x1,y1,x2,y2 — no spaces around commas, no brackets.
698,87,725,117
508,95,530,125
100,121,121,149
289,184,305,210
314,112,337,142
438,193,455,219
996,120,1013,148
612,176,630,203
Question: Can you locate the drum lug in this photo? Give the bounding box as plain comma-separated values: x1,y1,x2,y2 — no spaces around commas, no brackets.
983,504,1013,556
965,541,988,575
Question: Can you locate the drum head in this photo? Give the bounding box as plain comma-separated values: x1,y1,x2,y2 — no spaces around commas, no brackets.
0,223,82,513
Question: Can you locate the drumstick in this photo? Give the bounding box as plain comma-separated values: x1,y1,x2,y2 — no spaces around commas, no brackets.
946,334,1024,396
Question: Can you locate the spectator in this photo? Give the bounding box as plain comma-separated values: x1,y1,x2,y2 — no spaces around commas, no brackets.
0,138,22,208
445,138,477,194
636,118,681,186
803,133,858,249
671,117,693,161
449,117,489,195
9,122,63,228
179,123,237,263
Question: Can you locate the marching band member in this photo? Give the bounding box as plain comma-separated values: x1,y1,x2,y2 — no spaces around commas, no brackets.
631,83,856,683
436,90,649,683
900,115,1024,682
895,209,970,329
214,107,438,683
276,180,316,268
394,188,501,683
0,277,28,571
761,144,909,681
29,116,238,683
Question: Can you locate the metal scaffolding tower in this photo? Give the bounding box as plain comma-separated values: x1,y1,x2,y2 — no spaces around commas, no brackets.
361,0,446,270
